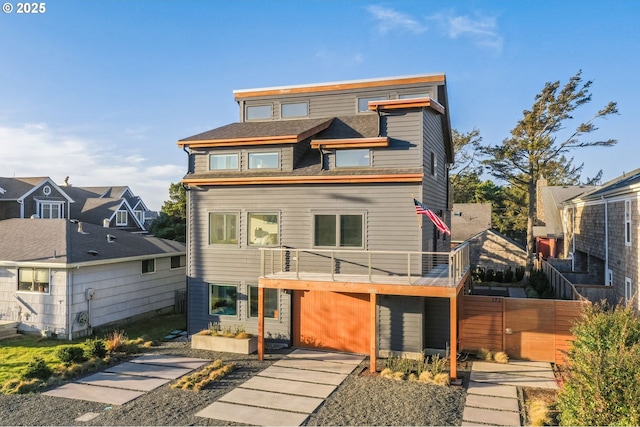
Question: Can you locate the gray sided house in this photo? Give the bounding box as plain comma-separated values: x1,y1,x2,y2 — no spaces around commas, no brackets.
179,74,468,373
561,168,640,305
0,218,186,338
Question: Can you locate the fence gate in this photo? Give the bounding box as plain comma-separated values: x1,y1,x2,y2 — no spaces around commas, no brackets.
504,298,556,362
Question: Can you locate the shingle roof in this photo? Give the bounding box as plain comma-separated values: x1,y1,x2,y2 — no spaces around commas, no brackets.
179,118,334,142
0,177,49,199
0,219,185,265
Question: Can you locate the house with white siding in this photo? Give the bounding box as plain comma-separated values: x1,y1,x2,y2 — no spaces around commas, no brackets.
178,74,470,377
0,218,186,338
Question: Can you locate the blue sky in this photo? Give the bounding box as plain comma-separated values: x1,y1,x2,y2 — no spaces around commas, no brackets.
1,0,637,210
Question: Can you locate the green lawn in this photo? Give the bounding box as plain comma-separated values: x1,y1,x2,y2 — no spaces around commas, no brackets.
0,313,186,386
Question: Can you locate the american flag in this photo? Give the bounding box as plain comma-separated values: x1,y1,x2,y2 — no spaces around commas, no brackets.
413,198,451,235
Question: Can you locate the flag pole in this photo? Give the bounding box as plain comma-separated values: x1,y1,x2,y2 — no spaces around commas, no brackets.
412,194,421,229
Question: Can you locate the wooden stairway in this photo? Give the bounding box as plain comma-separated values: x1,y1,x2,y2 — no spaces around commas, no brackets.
0,321,20,340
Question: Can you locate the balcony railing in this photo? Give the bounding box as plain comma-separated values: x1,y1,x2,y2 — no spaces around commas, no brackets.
260,242,469,288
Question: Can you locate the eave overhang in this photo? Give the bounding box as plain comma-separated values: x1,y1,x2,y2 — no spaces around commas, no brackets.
310,137,389,149
368,97,445,114
182,173,423,186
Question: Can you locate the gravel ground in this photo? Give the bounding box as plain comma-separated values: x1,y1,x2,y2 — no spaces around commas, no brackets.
0,340,469,426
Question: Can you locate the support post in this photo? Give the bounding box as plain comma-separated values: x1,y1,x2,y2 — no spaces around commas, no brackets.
258,286,265,361
370,292,377,373
449,296,458,380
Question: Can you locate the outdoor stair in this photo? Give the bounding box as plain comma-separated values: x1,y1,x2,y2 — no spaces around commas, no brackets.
0,321,20,340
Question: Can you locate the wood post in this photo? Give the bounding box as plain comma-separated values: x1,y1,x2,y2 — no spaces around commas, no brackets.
370,292,377,373
449,295,457,380
258,286,264,361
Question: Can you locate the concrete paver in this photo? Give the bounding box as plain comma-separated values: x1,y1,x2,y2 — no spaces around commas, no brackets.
104,361,192,379
129,354,209,369
287,348,364,364
43,382,145,405
465,393,519,412
467,381,518,399
274,357,359,374
76,371,170,391
195,402,310,426
463,406,521,426
259,364,348,385
241,375,337,398
470,371,558,389
220,387,324,413
472,360,556,379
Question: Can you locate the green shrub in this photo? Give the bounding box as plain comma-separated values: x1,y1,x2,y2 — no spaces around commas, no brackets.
528,269,555,298
56,346,87,366
515,266,526,281
556,302,640,426
85,338,107,359
485,269,495,282
504,267,514,283
21,357,52,381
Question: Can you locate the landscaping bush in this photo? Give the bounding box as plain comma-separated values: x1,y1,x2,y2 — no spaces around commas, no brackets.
85,338,107,359
528,269,555,298
21,357,52,381
556,302,640,426
56,346,87,366
515,266,526,281
485,269,495,282
504,266,514,283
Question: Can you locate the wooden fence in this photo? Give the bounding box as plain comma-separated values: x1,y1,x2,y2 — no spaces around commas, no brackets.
460,295,586,365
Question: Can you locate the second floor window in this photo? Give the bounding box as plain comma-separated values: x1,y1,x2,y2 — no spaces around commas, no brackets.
249,152,279,169
209,212,237,245
335,149,370,167
39,202,63,219
625,200,632,246
249,213,279,246
314,214,363,248
210,153,239,170
116,210,128,226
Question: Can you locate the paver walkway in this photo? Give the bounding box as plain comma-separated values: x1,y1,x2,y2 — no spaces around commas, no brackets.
195,348,364,426
462,359,558,426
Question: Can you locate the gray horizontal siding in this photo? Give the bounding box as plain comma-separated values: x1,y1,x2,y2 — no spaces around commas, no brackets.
378,295,424,353
423,297,450,350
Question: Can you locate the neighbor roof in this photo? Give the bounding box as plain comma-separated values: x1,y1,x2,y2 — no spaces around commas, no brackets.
0,177,49,200
0,219,185,266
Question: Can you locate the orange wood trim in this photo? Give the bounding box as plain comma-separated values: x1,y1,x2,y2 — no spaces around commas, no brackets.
311,137,389,149
368,98,445,114
234,75,446,99
182,173,423,186
258,277,459,298
258,287,264,361
449,296,458,380
370,292,377,373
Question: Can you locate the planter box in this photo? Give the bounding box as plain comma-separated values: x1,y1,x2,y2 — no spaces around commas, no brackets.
191,334,258,354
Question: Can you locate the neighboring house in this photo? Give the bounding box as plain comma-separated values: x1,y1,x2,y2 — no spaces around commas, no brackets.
0,176,74,220
561,168,640,305
178,74,470,374
451,203,492,245
0,176,153,232
466,229,527,272
0,218,186,338
533,178,596,259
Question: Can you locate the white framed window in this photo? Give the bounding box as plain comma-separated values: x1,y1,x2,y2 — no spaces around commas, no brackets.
607,269,613,287
625,277,633,306
210,153,239,170
171,255,186,269
209,212,238,245
335,149,370,167
281,102,308,118
625,200,632,246
134,210,144,223
246,105,272,120
357,96,386,113
141,259,155,274
42,185,52,196
248,152,279,169
116,210,128,226
39,201,64,219
248,286,279,319
313,213,364,248
18,267,50,293
209,284,238,316
248,213,279,246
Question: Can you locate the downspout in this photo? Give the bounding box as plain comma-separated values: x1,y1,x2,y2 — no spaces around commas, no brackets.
67,270,73,340
603,196,609,285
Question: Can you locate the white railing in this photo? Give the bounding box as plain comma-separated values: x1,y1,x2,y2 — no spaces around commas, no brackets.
260,242,469,287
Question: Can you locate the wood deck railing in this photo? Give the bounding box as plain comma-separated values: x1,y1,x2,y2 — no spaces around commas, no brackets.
260,242,469,288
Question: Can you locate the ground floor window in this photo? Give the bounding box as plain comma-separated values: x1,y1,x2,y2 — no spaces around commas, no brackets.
209,284,238,316
249,286,278,319
18,267,49,293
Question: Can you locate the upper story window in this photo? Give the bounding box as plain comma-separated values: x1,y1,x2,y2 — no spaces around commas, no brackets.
625,200,632,246
314,213,363,248
171,255,186,269
625,277,633,306
246,105,272,120
281,102,308,118
335,149,370,167
142,259,155,274
357,96,386,113
430,152,436,176
116,210,128,226
210,153,239,171
39,201,64,219
42,185,52,196
398,92,430,99
209,212,238,245
18,267,49,293
249,152,279,169
249,213,279,246
134,210,144,223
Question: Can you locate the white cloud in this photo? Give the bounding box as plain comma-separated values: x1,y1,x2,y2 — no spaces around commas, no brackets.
428,10,503,52
0,123,183,211
367,5,427,35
